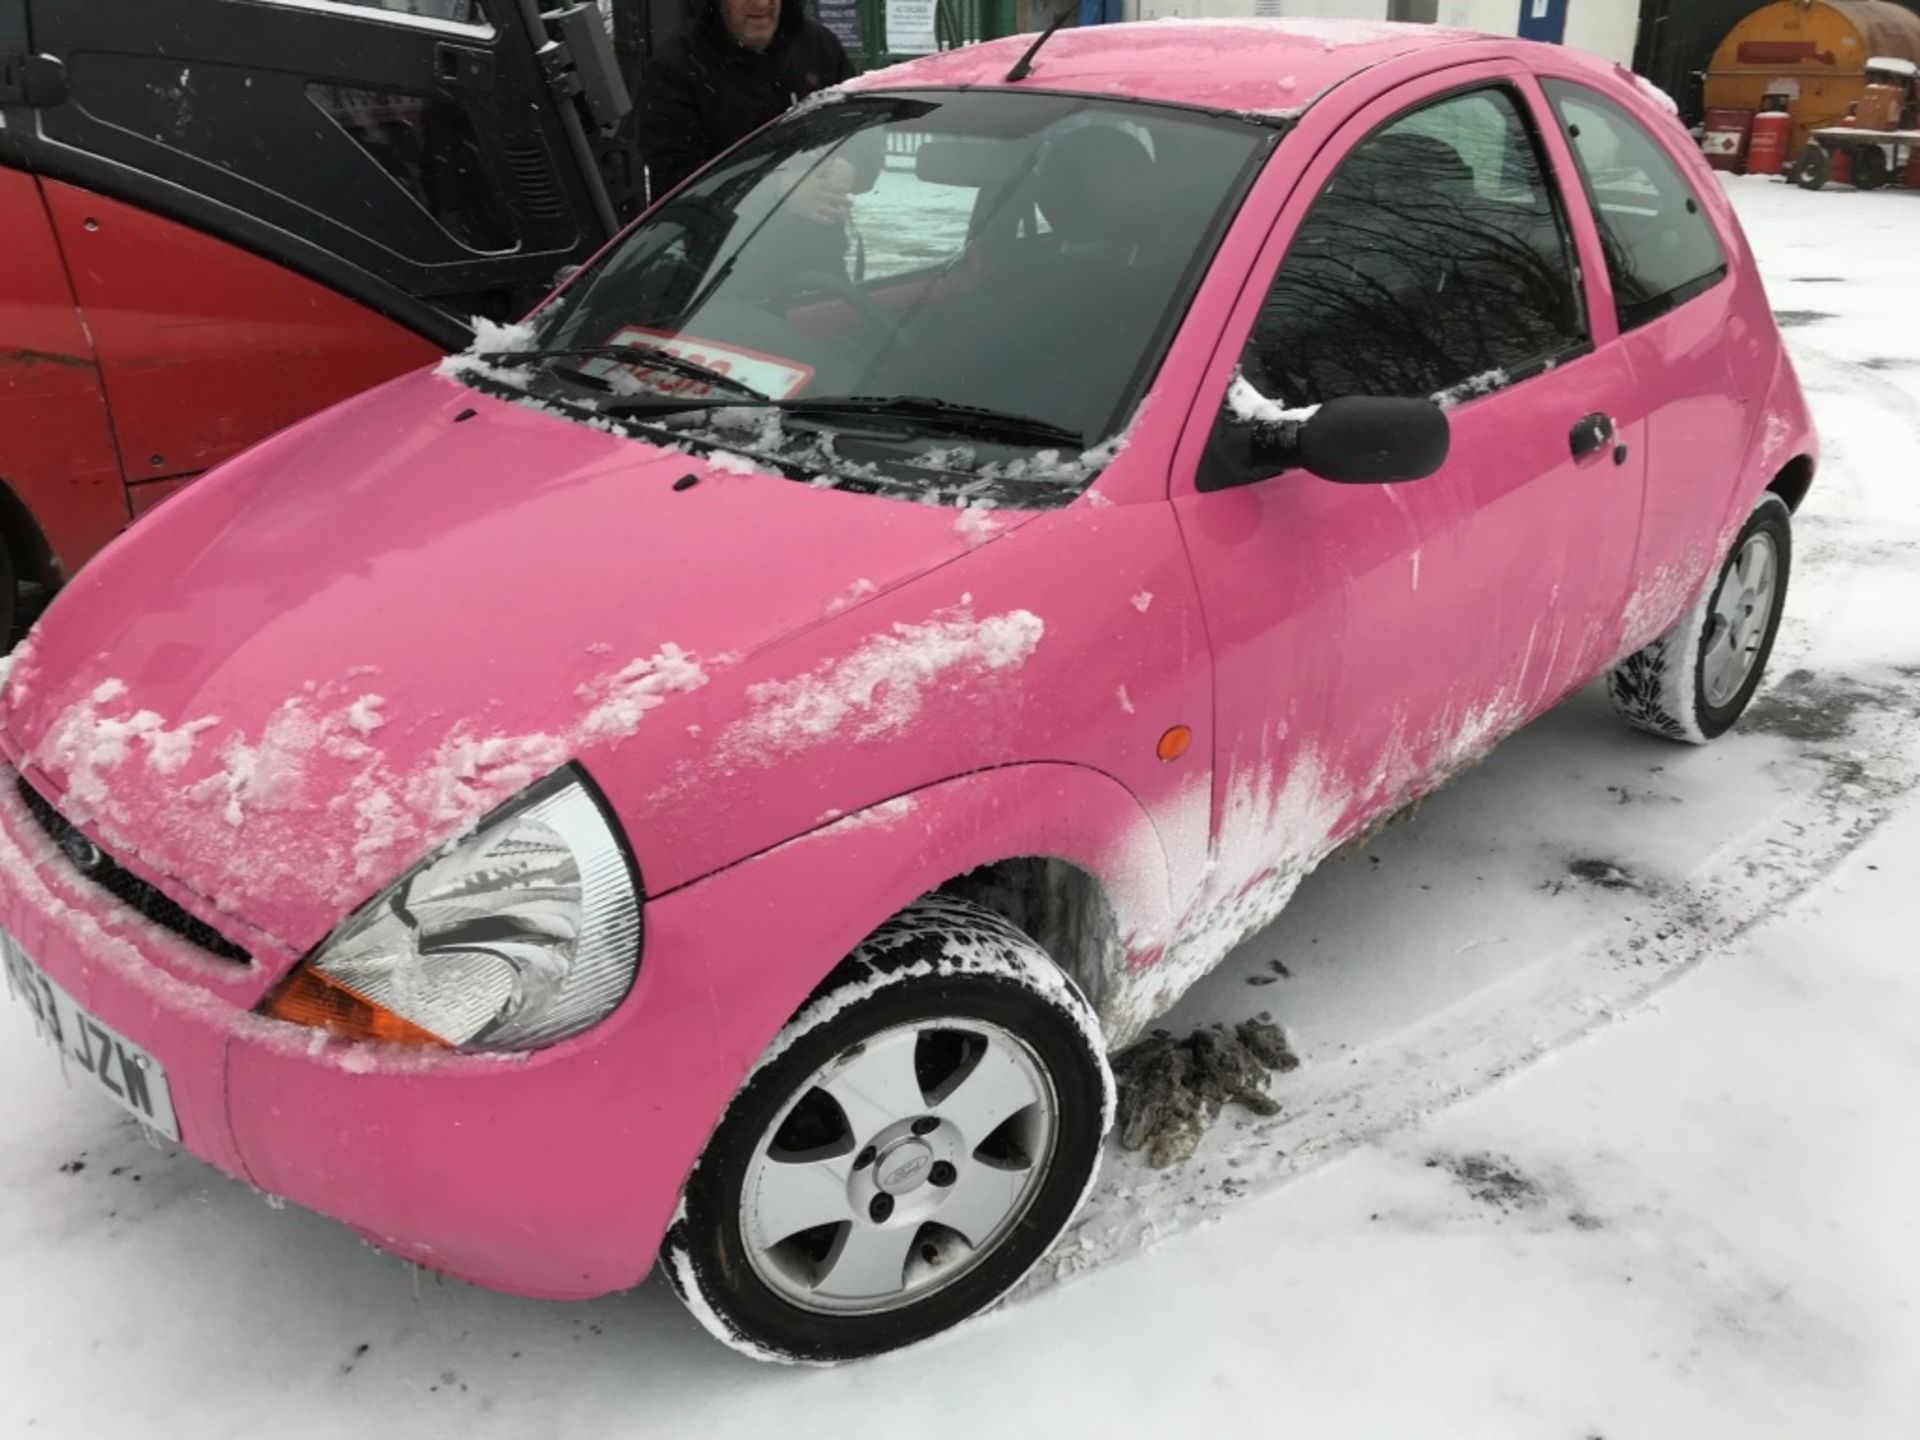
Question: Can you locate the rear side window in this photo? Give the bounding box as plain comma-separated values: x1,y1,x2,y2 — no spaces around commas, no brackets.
1542,79,1727,331
1238,86,1587,411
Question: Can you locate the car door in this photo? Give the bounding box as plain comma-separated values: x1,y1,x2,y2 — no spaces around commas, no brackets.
6,0,618,327
1165,65,1648,962
1533,72,1748,649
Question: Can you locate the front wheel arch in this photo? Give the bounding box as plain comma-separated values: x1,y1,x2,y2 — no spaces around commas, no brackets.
660,895,1114,1363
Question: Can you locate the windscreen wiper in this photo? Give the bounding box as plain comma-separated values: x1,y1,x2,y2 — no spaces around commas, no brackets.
473,343,767,402
603,393,1085,449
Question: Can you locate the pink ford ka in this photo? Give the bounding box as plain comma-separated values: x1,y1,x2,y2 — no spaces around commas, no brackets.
0,19,1813,1362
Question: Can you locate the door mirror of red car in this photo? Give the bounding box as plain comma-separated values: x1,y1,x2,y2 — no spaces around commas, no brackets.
1257,396,1452,484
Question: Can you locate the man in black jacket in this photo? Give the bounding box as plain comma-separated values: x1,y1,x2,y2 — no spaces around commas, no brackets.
638,0,854,201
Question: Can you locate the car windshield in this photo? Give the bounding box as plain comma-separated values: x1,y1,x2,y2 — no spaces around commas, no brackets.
452,90,1272,507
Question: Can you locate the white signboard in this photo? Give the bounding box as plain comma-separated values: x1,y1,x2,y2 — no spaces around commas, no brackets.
887,0,938,55
587,327,815,402
1253,0,1282,16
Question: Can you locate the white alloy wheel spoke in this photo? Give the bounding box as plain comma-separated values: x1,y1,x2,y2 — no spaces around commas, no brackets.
1745,543,1775,602
937,1160,1031,1247
933,1038,1043,1145
737,1015,1060,1316
1704,624,1743,704
813,1219,921,1301
1707,533,1778,706
817,1031,927,1144
750,1149,856,1246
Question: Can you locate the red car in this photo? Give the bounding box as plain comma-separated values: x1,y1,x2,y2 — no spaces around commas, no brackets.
0,0,640,638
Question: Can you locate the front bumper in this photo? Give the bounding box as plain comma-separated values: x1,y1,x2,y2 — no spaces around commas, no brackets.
0,771,826,1300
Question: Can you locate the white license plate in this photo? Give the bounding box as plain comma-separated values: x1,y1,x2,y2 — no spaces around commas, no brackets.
3,931,180,1141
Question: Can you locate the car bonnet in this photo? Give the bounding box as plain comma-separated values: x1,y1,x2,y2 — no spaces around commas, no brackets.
0,370,1010,953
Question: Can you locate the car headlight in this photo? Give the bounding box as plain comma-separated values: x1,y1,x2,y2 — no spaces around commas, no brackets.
264,767,641,1051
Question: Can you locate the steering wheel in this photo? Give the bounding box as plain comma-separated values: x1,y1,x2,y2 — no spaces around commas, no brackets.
776,268,933,379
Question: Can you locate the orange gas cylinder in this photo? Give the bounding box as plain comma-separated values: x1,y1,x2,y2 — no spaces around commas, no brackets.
1833,110,1855,184
1749,110,1793,173
1703,106,1756,169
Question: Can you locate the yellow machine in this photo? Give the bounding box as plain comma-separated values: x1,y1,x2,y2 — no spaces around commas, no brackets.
1706,0,1920,155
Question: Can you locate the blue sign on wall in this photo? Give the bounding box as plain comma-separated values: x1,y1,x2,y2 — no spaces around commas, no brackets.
1517,0,1568,44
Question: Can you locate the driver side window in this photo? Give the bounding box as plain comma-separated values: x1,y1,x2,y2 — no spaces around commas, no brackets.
1237,85,1588,413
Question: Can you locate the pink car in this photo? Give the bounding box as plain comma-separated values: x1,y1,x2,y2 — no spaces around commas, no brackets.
0,20,1813,1362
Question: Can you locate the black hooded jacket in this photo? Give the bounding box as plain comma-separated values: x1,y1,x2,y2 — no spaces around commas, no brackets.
637,0,853,200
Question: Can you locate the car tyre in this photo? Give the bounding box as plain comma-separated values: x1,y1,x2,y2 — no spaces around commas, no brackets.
1852,143,1891,190
1607,493,1792,745
1789,144,1832,190
0,545,15,651
660,895,1113,1364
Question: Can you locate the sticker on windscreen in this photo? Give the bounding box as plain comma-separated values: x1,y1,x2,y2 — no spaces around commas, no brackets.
585,326,814,401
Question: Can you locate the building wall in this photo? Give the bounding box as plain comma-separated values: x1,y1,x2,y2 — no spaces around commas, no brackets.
1126,0,1641,64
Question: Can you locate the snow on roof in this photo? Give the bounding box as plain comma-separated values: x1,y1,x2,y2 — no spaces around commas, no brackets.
843,18,1478,117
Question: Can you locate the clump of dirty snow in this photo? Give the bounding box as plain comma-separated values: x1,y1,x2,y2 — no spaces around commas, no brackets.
344,695,386,736
1120,753,1349,1037
1427,1151,1547,1211
823,578,879,617
1113,1017,1301,1169
27,643,709,923
717,600,1043,764
467,316,537,355
34,683,221,821
1432,368,1509,410
817,795,916,832
954,506,1002,548
704,450,761,477
577,645,707,741
1621,66,1681,118
1617,547,1715,654
1226,373,1319,428
436,316,541,388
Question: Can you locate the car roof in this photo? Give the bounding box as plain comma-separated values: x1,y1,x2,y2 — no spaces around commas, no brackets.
843,18,1487,118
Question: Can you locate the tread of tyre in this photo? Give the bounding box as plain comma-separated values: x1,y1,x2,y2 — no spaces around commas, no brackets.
660,895,1113,1364
1606,493,1792,745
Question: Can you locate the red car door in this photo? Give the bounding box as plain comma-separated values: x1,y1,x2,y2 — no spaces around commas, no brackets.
1164,63,1649,975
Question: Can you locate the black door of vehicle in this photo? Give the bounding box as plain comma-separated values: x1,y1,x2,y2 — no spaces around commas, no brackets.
4,0,623,341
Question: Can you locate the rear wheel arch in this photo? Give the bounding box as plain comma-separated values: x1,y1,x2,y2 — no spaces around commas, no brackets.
1768,453,1815,514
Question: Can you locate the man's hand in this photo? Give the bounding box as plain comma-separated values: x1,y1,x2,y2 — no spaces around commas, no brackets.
787,156,856,226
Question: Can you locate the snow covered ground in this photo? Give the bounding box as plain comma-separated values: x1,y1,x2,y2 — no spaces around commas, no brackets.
4,177,1919,1437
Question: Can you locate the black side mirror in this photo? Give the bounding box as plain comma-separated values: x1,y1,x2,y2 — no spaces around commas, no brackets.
1252,395,1451,484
